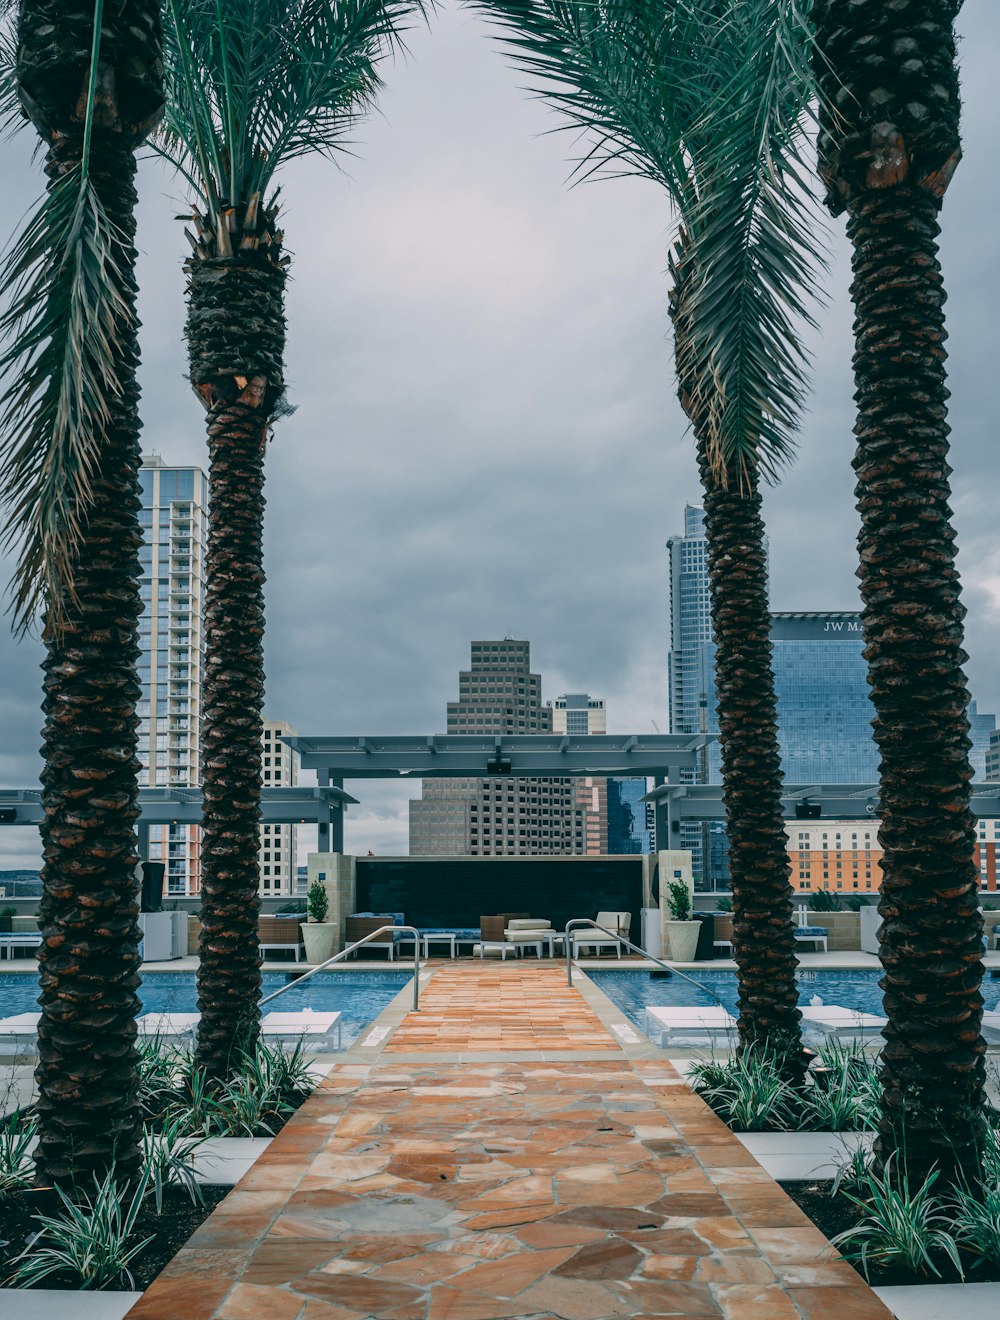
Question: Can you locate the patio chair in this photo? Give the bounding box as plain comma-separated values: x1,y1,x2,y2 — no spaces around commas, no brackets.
476,913,529,959
345,912,405,960
794,926,829,953
504,917,555,958
261,1010,342,1051
136,1012,200,1045
0,1012,40,1048
573,911,631,958
800,1005,886,1044
258,915,306,962
646,1006,737,1046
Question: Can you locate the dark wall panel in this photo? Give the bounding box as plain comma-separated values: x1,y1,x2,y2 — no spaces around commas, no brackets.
355,858,643,942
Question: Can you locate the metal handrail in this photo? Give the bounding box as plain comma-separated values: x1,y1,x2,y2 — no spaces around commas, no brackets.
564,918,729,1011
260,925,422,1012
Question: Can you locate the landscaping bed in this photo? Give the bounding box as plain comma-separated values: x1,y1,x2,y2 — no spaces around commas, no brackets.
0,1183,231,1290
782,1177,1000,1287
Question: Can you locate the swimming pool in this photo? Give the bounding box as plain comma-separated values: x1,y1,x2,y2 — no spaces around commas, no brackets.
589,968,1000,1042
0,970,411,1049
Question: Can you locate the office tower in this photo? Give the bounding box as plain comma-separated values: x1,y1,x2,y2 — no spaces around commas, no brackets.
607,778,655,854
667,504,997,884
138,456,208,896
987,730,1000,782
409,640,587,856
968,702,997,779
261,721,300,896
552,694,607,854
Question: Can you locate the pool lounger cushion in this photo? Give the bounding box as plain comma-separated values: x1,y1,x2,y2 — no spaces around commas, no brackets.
646,1006,737,1044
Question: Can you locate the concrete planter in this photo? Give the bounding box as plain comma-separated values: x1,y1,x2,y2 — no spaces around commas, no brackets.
665,920,701,962
301,922,336,965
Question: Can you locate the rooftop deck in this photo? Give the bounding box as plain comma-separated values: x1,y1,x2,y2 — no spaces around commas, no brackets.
126,961,895,1320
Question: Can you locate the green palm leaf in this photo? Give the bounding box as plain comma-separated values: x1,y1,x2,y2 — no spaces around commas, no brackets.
157,0,427,227
0,167,133,630
472,0,825,480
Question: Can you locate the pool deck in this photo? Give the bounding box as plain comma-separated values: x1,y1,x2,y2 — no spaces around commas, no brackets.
125,961,894,1320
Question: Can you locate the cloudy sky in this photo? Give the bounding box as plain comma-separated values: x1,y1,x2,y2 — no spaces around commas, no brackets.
2,1,999,864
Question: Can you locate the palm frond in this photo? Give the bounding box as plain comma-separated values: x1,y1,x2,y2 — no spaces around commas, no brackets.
157,0,427,219
472,0,826,479
0,2,20,137
0,166,134,631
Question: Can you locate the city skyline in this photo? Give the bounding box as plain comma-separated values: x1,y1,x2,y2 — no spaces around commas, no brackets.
1,2,999,861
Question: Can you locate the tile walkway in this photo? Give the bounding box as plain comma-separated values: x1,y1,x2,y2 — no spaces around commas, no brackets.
127,962,894,1320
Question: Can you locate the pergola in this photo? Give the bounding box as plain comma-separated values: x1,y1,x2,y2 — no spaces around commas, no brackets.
281,732,711,851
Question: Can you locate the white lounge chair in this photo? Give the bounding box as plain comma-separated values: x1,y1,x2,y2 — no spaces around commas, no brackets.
0,1012,40,1047
136,1012,200,1044
978,1010,1000,1044
800,1005,886,1042
573,911,631,958
646,1005,737,1046
261,1010,342,1050
0,933,42,960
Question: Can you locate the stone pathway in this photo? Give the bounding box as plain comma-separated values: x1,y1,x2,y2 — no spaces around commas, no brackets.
127,964,894,1320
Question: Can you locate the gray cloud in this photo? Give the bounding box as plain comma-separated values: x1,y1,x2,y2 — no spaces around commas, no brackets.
2,2,998,861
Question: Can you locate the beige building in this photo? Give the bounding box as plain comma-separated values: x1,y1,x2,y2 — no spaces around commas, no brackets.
260,721,300,896
409,640,587,856
552,694,608,855
138,456,207,897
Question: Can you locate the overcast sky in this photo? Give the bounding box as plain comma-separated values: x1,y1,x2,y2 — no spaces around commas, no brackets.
2,1,999,865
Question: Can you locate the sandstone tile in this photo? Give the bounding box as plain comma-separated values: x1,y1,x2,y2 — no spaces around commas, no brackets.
373,1250,478,1284
292,1273,422,1312
788,1286,896,1319
695,1255,776,1284
462,1204,560,1230
123,1275,233,1320
748,1225,833,1262
300,1302,367,1320
716,1283,803,1320
511,1276,631,1319
157,1247,252,1280
552,1237,643,1280
611,1279,721,1316
772,1259,862,1286
449,1245,574,1295
514,1221,605,1249
640,1254,698,1280
244,1242,344,1284
425,1287,531,1320
443,1231,524,1258
218,1282,305,1320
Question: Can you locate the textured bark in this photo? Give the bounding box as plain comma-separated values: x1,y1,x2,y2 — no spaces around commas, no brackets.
698,456,802,1061
670,240,802,1068
186,213,286,1080
16,0,163,1189
813,0,985,1186
33,133,145,1189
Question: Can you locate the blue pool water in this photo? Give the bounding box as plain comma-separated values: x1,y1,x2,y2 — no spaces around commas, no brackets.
0,970,410,1049
590,968,1000,1042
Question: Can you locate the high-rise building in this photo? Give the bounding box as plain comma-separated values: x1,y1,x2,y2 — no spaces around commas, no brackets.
968,702,997,779
409,641,587,856
137,455,300,898
666,503,996,884
607,779,655,854
138,456,208,896
552,694,607,854
987,730,1000,782
261,721,300,896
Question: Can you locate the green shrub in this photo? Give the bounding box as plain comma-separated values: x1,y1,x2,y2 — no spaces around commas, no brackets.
306,879,328,924
665,880,692,922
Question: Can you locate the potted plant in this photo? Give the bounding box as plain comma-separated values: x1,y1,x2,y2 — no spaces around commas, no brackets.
300,879,336,965
664,880,701,962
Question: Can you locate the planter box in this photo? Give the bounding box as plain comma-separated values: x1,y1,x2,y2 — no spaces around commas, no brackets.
0,1291,142,1318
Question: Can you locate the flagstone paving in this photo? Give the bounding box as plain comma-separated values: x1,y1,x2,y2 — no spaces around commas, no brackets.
127,963,894,1320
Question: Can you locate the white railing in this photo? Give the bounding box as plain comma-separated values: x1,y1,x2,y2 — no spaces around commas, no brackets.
260,925,422,1012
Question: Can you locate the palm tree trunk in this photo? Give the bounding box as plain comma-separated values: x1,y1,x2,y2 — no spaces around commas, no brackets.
188,256,285,1080
34,132,144,1189
847,186,985,1186
697,452,802,1062
670,242,802,1068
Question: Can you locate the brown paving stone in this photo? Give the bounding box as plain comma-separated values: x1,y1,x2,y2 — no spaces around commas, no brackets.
124,1276,233,1319
772,1259,863,1286
646,1191,730,1217
551,1237,644,1280
461,1204,560,1230
716,1283,803,1320
748,1225,833,1262
513,1220,606,1249
511,1276,631,1319
695,1255,776,1285
300,1302,366,1320
424,1289,527,1320
292,1274,423,1311
448,1246,574,1296
157,1247,254,1280
619,1227,710,1255
789,1286,897,1319
552,1206,664,1231
243,1242,344,1284
339,1236,444,1264
217,1282,305,1320
640,1254,699,1280
610,1279,721,1316
373,1251,479,1284
443,1232,524,1258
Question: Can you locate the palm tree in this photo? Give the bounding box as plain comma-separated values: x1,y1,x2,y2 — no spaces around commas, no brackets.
474,0,822,1063
158,0,425,1079
812,1,985,1185
0,0,163,1186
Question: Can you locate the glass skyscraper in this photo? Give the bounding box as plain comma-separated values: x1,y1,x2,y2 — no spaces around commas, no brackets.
667,504,995,883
